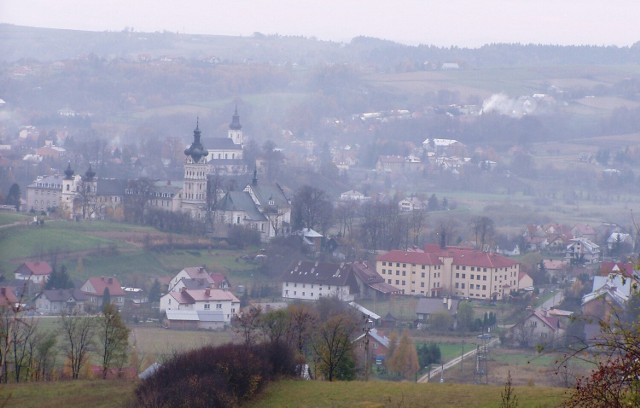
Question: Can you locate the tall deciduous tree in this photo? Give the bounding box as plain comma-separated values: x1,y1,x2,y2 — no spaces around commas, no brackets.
60,313,95,379
98,304,129,379
312,314,357,381
386,330,420,380
291,185,333,232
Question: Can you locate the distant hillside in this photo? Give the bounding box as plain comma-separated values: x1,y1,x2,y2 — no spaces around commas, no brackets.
2,24,640,69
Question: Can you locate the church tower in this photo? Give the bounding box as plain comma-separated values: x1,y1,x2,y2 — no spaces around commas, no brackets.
228,106,243,146
183,119,209,218
61,162,77,218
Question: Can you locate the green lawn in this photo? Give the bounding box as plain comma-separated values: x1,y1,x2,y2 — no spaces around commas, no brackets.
0,212,30,226
0,219,262,285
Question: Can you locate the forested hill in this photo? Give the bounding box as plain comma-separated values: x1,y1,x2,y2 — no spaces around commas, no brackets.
2,24,640,69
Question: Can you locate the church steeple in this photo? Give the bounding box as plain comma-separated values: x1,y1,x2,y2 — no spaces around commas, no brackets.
83,164,95,181
229,106,242,130
184,118,208,163
64,162,74,180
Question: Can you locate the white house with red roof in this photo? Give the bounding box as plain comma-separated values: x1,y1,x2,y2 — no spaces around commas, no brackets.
376,244,521,300
80,276,125,310
168,266,216,292
159,288,240,329
510,310,563,348
14,261,52,284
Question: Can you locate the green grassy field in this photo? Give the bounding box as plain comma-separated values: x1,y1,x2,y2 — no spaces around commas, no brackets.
0,219,261,285
248,380,567,408
0,378,567,408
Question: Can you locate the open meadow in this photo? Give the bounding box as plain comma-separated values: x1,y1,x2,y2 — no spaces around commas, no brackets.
0,219,263,286
0,378,567,408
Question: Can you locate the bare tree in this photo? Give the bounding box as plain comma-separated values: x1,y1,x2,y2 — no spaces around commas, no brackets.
60,313,96,379
292,185,333,232
472,216,495,250
11,318,38,382
232,306,262,347
123,178,154,224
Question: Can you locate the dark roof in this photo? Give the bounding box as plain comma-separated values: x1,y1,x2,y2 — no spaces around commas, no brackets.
217,191,267,221
40,288,87,302
184,122,208,162
180,278,211,290
96,178,127,196
282,261,354,287
415,297,458,315
208,138,241,150
351,261,402,295
246,180,290,209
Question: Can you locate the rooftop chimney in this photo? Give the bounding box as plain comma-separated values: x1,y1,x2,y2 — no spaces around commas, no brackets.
205,288,211,297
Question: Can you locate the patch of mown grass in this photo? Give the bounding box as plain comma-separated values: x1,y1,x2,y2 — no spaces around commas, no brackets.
0,212,30,226
248,380,566,408
0,379,136,408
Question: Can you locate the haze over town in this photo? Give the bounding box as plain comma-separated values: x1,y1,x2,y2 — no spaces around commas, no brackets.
2,0,640,47
1,2,640,406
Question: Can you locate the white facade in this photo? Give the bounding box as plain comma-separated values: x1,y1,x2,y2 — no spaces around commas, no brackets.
281,281,353,302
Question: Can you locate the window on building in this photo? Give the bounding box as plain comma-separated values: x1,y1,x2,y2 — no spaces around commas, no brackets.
204,304,210,310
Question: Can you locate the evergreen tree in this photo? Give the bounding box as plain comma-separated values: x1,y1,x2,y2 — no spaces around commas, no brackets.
102,287,111,311
147,278,161,303
5,183,20,211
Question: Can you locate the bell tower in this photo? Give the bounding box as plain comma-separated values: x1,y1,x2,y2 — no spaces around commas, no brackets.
183,119,209,218
228,106,243,146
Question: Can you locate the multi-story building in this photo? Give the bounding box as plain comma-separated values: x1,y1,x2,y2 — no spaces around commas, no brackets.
377,244,521,301
26,174,64,213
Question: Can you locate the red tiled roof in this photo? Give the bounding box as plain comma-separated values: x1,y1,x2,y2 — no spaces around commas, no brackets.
377,250,443,265
20,261,53,275
170,288,239,304
424,244,517,268
83,277,125,296
599,262,635,277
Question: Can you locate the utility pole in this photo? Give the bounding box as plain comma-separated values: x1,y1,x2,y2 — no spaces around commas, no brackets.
363,314,373,381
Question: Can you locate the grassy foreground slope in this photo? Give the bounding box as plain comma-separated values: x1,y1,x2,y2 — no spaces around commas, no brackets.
1,378,567,408
249,380,566,408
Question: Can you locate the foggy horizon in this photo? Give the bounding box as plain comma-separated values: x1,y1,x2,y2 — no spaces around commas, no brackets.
2,0,640,48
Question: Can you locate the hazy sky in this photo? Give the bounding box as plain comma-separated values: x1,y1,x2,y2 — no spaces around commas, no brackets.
2,0,639,48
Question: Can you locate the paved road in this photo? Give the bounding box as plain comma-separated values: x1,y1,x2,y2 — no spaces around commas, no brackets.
537,289,564,311
417,337,499,383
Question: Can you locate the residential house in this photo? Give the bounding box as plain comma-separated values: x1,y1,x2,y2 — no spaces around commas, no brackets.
599,261,636,278
14,261,52,284
415,297,458,329
352,328,391,367
509,310,563,348
398,196,425,212
159,288,240,329
518,271,534,291
300,228,323,254
168,266,216,292
209,273,231,290
80,276,125,311
281,261,359,302
581,275,632,343
339,190,368,202
571,224,597,242
35,289,87,315
566,237,600,264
